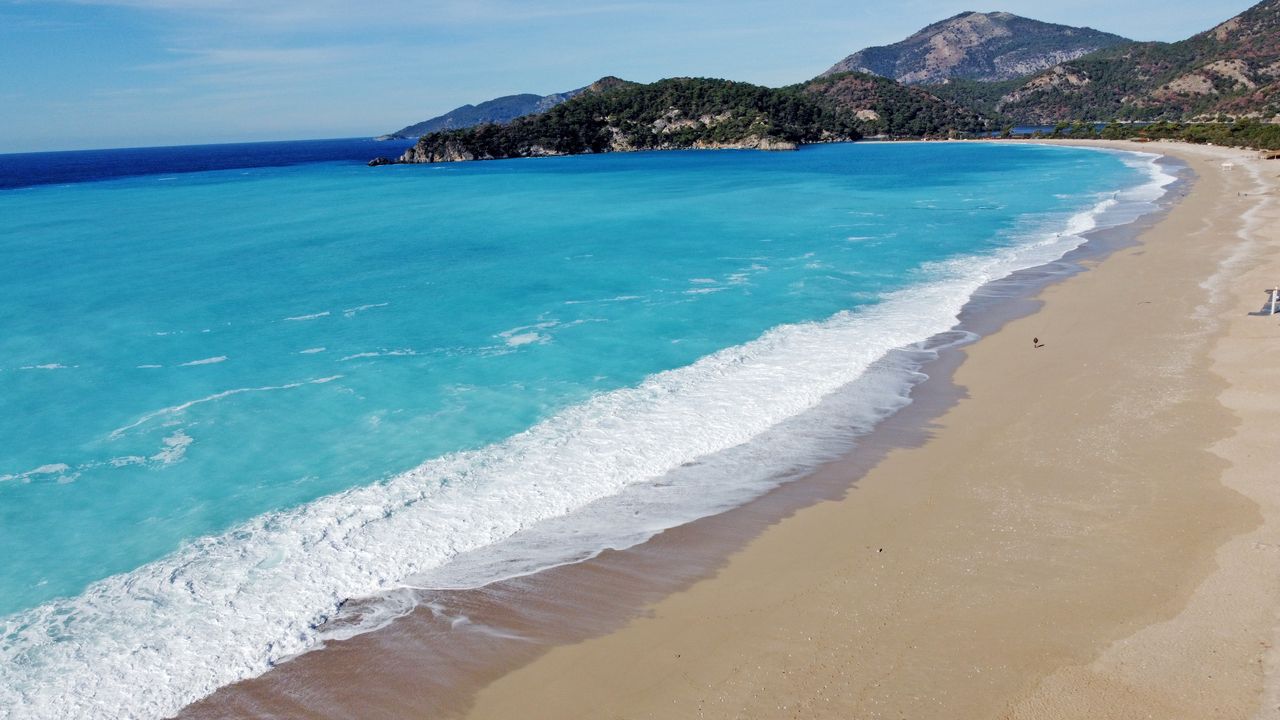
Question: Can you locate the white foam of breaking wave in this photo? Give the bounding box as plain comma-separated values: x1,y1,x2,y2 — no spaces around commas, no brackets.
338,349,418,361
563,295,643,305
19,364,72,370
149,431,193,466
404,341,959,597
0,151,1175,720
109,456,147,468
283,311,330,322
342,303,389,318
0,464,74,484
503,333,544,346
5,440,194,488
299,348,326,355
108,376,344,439
496,321,559,348
177,356,226,367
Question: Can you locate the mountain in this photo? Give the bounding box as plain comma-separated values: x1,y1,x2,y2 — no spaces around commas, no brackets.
390,77,862,164
995,0,1280,122
382,73,1002,165
824,11,1130,85
379,85,590,140
374,4,1280,166
804,72,994,136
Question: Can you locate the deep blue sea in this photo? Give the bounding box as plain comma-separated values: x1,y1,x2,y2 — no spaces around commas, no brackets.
0,137,415,190
0,138,1172,718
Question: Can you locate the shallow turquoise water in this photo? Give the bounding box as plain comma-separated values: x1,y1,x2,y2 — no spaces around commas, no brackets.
0,142,1164,718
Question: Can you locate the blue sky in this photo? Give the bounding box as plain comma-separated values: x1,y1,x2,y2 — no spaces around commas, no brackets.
0,0,1258,153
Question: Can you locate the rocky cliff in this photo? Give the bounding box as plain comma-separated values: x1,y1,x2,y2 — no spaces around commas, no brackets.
824,11,1129,85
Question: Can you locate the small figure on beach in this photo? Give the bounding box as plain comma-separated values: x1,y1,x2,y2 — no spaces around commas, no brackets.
1033,337,1045,349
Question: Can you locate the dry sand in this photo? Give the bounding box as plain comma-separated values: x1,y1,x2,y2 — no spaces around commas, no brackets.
178,140,1280,720
456,141,1280,719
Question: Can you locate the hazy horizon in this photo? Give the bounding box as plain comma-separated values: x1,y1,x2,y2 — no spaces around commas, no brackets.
0,0,1259,154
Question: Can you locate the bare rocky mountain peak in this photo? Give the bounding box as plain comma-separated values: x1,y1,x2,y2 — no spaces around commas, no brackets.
824,11,1130,85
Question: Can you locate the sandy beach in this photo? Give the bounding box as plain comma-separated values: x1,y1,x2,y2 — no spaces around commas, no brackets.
455,140,1280,719
179,139,1280,719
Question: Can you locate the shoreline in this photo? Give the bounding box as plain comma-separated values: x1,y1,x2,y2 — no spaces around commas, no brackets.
374,135,1280,168
452,139,1278,718
172,139,1271,718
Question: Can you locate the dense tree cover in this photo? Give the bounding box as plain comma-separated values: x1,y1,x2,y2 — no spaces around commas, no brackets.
801,72,996,137
991,0,1280,122
402,73,1007,163
1097,119,1280,149
408,78,864,161
393,1,1280,166
1003,118,1280,150
995,45,1235,122
1039,120,1106,138
921,78,1022,118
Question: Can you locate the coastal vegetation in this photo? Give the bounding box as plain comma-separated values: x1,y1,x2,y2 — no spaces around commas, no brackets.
802,72,995,137
867,0,1280,141
392,73,997,164
991,0,1280,123
379,0,1280,166
1096,119,1280,150
922,78,1024,119
396,77,866,163
1009,118,1280,151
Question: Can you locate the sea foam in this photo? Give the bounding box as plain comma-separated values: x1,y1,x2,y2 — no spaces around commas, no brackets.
0,150,1175,720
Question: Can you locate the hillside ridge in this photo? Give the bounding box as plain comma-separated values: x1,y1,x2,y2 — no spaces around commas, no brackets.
994,0,1280,122
824,11,1130,84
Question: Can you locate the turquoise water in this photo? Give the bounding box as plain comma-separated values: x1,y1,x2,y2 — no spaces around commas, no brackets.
0,142,1168,718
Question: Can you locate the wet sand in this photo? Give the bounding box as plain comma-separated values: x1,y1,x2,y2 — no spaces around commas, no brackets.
181,140,1280,719
461,141,1280,719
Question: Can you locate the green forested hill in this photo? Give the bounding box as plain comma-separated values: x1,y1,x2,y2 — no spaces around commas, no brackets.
389,74,995,165
395,77,861,163
994,0,1280,122
919,79,1023,120
804,72,996,136
376,2,1280,167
